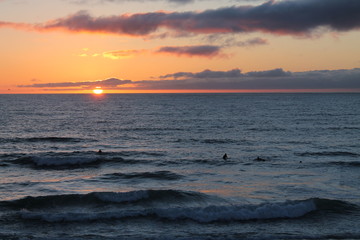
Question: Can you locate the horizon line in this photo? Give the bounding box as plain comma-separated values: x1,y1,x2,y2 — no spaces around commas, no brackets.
1,88,360,94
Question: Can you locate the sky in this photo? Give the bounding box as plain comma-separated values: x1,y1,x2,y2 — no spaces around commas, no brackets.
0,0,360,93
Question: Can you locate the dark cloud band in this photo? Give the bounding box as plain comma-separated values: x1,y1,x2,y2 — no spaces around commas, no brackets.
18,68,360,91
3,0,360,37
137,68,360,90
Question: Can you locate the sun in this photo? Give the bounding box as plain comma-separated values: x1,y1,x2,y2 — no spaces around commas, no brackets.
93,87,104,94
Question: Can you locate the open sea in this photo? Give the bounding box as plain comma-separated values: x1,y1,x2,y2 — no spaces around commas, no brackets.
0,93,360,240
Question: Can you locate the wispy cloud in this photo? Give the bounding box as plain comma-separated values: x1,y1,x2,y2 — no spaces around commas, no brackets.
79,36,265,60
0,21,31,30
203,34,269,48
102,49,147,59
234,37,268,47
2,0,360,37
78,45,228,60
156,45,223,58
18,78,131,88
159,69,243,79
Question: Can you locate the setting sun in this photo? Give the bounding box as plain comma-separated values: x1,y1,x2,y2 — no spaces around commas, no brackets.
93,87,103,94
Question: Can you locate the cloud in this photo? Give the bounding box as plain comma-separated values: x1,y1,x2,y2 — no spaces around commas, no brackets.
168,0,193,3
69,0,195,4
78,46,223,60
204,34,269,48
18,78,131,88
68,0,264,5
17,68,360,91
134,68,360,90
2,0,360,37
245,68,291,78
159,68,242,79
0,21,30,30
157,68,288,80
156,45,222,57
35,10,167,36
234,37,268,47
76,37,266,61
102,49,147,59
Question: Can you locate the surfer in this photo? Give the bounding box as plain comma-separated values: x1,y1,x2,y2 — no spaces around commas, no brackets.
254,156,266,161
98,149,103,154
223,153,228,160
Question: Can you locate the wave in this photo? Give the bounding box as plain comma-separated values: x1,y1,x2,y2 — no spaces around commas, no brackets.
4,190,355,224
12,155,106,168
155,158,239,167
296,151,360,157
327,126,360,131
6,151,239,169
329,161,360,167
118,150,166,157
313,198,359,213
101,171,183,181
248,127,287,132
0,137,88,143
123,127,183,132
202,139,239,144
7,151,148,168
174,138,248,145
1,190,209,210
19,198,318,223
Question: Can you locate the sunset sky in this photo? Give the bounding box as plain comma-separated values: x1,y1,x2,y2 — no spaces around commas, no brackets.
1,0,360,93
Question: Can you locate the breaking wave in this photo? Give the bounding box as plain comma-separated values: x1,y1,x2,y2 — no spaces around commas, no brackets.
19,198,317,223
1,190,208,210
4,190,355,224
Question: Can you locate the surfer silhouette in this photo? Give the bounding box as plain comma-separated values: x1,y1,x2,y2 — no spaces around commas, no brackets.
98,149,103,154
255,156,266,162
223,153,228,160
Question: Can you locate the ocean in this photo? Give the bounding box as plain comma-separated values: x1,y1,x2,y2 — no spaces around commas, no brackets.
0,93,360,240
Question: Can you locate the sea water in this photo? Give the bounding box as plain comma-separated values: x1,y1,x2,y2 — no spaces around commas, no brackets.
0,93,359,240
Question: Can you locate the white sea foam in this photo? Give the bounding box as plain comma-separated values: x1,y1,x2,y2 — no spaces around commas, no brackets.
21,199,317,223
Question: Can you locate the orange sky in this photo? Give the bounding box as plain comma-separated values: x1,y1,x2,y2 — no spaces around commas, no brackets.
1,0,360,94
